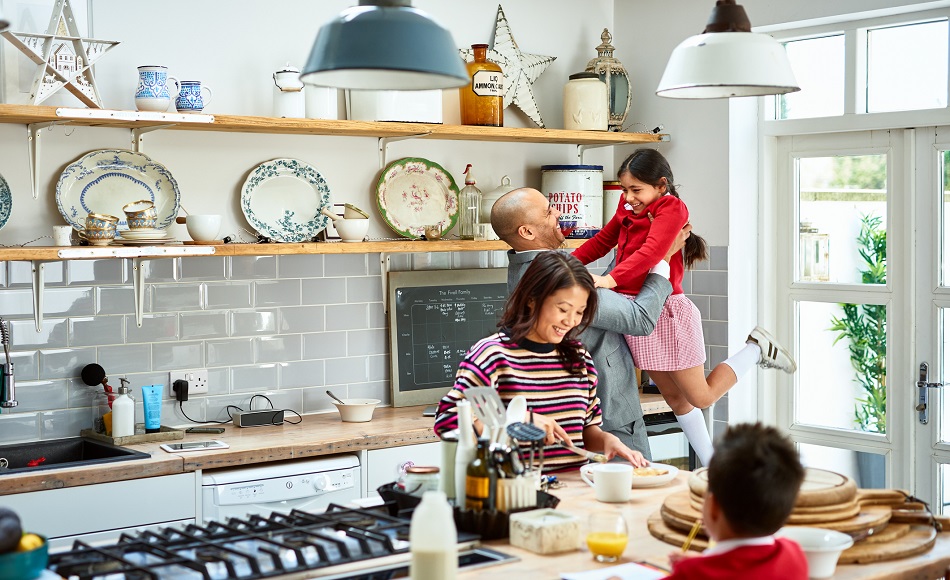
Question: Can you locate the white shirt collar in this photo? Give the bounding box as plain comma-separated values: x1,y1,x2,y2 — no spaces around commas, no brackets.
703,535,775,557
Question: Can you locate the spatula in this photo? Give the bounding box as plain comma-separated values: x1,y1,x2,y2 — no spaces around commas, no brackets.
464,387,507,443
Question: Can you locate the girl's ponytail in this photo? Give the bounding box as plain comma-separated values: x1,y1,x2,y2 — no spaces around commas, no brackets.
682,231,708,270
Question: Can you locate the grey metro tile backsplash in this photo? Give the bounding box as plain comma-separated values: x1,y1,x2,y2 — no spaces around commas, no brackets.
0,247,730,443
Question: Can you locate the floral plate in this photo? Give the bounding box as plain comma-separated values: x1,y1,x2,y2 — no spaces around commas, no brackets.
241,158,330,243
0,172,11,230
56,149,180,230
376,157,459,239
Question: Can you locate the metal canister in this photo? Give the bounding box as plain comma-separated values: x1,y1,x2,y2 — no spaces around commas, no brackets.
603,180,623,222
541,165,604,238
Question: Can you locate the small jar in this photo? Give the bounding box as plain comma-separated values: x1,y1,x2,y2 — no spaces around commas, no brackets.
402,466,441,497
563,72,608,131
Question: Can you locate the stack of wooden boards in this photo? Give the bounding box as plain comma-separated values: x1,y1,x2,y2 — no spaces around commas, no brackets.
647,468,947,564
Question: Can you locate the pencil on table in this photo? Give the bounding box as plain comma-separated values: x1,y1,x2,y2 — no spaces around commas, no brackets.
681,520,702,552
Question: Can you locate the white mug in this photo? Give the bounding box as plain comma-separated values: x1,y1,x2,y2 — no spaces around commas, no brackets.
580,463,633,503
52,225,73,246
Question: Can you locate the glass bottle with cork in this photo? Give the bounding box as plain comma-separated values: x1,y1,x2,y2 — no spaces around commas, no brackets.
458,164,482,240
464,436,496,511
460,44,504,127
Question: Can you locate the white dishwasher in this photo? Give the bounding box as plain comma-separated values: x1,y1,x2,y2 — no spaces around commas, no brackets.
201,454,361,521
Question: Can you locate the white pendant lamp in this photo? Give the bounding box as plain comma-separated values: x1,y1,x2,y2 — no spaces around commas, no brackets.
300,0,468,91
656,0,799,99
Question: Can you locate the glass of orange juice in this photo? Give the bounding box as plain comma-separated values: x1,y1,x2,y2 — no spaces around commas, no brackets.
586,512,628,562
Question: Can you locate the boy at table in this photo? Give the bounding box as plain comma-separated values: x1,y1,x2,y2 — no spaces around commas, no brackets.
666,423,808,580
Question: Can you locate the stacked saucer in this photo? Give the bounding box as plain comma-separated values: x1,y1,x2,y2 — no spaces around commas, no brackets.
115,228,177,245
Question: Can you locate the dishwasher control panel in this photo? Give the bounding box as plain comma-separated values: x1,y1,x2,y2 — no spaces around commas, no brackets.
207,467,356,506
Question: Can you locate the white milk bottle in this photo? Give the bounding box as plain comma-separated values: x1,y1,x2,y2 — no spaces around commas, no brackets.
409,490,457,580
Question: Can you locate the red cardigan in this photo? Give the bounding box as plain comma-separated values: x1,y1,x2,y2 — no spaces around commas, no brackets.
666,537,808,580
572,194,687,296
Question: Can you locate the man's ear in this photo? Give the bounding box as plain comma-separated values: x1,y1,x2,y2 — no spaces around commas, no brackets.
518,224,536,240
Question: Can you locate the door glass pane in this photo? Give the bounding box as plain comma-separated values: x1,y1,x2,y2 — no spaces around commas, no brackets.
799,443,886,488
941,309,950,443
797,155,887,284
776,35,844,120
867,20,948,113
798,301,886,434
942,150,950,286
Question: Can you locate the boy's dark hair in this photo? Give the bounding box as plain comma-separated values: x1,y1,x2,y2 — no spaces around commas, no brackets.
617,148,708,269
707,423,805,537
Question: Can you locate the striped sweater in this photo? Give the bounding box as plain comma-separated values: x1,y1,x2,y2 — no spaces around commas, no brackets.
434,331,603,473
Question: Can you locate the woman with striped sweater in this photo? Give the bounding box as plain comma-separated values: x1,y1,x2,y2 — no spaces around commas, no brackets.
434,252,646,473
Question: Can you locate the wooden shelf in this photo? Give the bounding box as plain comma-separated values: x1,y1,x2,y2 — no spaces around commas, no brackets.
0,104,666,145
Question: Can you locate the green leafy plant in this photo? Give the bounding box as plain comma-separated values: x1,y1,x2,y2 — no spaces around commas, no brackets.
829,214,887,433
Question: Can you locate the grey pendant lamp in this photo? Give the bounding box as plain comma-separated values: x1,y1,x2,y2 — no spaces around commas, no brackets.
300,0,468,91
656,0,799,99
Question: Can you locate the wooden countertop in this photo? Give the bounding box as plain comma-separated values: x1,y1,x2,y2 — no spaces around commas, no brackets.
471,472,950,580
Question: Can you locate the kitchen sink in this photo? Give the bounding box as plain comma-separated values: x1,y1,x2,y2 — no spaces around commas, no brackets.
0,437,150,475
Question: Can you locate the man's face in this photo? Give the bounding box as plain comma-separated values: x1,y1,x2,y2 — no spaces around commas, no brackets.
525,190,565,249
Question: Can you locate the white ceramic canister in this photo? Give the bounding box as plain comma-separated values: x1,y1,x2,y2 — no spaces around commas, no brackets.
563,72,608,131
603,180,623,221
306,87,344,120
541,165,604,239
273,63,305,118
479,175,517,222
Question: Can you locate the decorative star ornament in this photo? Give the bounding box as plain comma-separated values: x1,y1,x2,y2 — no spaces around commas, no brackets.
461,4,555,128
0,0,118,107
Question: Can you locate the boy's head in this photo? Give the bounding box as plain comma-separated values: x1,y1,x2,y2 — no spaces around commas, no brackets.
707,423,804,537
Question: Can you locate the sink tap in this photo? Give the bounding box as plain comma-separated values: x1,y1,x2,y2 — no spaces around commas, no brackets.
0,318,15,409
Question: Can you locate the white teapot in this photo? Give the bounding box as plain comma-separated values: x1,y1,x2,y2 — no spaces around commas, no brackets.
273,62,305,118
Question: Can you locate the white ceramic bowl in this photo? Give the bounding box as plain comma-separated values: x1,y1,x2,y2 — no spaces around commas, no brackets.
776,526,854,579
186,214,222,241
334,218,369,242
332,398,381,422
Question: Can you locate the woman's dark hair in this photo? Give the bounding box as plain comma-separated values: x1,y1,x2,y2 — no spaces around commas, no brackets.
499,252,598,372
618,148,708,269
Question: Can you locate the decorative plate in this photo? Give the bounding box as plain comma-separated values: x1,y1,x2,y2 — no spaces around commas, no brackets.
0,172,11,230
241,158,331,243
56,150,180,230
376,157,459,239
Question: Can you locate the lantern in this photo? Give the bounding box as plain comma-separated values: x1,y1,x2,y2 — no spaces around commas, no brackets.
585,29,632,132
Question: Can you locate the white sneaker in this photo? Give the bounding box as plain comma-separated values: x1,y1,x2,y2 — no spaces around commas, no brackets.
746,326,797,374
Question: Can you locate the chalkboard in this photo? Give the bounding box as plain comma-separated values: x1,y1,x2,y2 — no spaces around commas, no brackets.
389,268,508,407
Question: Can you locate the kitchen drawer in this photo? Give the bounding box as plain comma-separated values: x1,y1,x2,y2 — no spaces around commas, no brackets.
365,442,441,497
1,472,197,546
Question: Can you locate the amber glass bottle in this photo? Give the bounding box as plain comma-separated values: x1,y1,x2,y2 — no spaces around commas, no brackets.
460,44,504,127
465,437,495,511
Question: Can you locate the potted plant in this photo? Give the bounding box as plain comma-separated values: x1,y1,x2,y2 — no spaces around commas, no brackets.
828,214,886,486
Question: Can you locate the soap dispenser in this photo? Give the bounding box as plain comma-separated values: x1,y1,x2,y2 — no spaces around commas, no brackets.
111,378,135,438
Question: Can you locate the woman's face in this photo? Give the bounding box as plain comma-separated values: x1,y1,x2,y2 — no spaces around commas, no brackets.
620,173,666,215
525,284,590,344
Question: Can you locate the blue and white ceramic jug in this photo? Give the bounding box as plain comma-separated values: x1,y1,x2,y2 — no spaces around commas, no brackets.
175,81,213,113
135,65,179,112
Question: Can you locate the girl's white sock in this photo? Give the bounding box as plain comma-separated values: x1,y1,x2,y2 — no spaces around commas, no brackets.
676,407,714,466
722,343,761,379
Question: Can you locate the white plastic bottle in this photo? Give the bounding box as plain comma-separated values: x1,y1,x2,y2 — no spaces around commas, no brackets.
454,400,476,503
409,490,457,580
111,385,135,438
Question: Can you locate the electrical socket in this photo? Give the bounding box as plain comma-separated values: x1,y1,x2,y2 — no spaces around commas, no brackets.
169,369,208,396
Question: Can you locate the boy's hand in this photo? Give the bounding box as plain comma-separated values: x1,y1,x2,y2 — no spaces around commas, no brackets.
669,550,699,567
591,274,617,289
665,224,692,261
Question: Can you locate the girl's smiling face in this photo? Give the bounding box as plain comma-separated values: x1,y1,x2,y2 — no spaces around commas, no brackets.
620,173,666,215
525,284,589,344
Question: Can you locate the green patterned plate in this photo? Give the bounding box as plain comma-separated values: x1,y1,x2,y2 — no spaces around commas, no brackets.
241,158,331,242
376,157,459,239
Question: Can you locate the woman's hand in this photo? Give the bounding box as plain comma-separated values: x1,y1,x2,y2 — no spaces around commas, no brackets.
591,274,617,289
602,434,648,467
531,413,570,445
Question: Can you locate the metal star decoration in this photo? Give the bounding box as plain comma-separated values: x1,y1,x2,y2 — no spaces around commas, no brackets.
0,0,118,107
461,4,556,128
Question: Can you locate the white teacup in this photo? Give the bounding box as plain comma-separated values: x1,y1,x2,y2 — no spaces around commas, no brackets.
185,214,222,241
580,463,633,503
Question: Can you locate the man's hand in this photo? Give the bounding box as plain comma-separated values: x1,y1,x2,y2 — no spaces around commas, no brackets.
591,274,618,289
531,412,571,445
602,434,648,467
665,223,692,262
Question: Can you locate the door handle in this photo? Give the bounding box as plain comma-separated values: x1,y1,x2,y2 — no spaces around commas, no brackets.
917,362,946,425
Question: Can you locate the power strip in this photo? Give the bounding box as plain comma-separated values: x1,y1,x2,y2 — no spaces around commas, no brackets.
232,409,285,428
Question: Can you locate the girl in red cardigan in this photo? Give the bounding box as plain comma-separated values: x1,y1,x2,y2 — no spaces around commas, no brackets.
573,149,795,465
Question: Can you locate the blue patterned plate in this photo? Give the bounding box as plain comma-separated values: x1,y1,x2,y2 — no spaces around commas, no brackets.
241,158,331,242
56,149,180,230
0,172,11,230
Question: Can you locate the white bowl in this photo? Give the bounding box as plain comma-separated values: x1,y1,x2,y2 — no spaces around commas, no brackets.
186,214,222,241
776,526,854,579
331,398,380,422
334,218,369,242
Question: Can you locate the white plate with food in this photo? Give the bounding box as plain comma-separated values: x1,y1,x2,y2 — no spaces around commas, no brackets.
56,149,180,230
241,158,331,243
630,462,679,488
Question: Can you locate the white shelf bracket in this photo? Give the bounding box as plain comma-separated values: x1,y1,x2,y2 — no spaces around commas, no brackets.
30,260,52,332
131,124,177,153
132,257,147,327
380,253,392,313
378,133,431,169
576,141,636,165
27,121,69,199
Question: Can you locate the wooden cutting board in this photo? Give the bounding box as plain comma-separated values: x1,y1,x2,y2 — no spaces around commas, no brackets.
648,510,709,552
688,467,857,507
686,493,861,523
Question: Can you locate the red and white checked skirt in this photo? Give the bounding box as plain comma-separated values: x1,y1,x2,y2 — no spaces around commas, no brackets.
625,293,706,371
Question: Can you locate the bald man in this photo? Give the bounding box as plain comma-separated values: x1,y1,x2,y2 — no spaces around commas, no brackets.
491,187,686,457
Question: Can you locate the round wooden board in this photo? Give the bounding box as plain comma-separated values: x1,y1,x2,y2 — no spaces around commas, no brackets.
182,240,225,245
648,510,709,552
839,524,937,564
861,523,911,545
688,466,857,507
687,493,861,522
